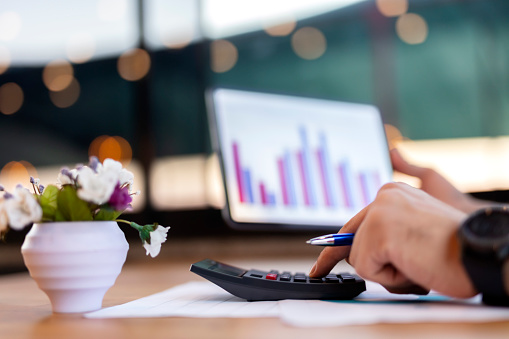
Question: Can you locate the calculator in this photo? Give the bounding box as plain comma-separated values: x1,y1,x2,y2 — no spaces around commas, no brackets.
190,259,366,301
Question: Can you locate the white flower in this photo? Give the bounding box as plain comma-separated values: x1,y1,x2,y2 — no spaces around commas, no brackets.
76,166,118,205
143,225,170,258
57,172,72,186
4,187,42,230
102,158,122,174
119,169,134,192
102,159,134,192
0,201,8,233
57,169,78,187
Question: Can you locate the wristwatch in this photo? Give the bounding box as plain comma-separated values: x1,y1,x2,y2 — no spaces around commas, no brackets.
457,207,509,306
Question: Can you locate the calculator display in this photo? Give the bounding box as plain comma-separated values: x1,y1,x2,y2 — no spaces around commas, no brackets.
209,261,246,277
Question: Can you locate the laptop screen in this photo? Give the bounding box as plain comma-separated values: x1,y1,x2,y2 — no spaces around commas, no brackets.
207,88,393,231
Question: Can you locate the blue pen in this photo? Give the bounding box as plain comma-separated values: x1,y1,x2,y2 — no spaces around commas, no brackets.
305,233,355,246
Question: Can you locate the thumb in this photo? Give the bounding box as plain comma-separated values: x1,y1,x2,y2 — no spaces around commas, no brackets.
309,204,370,277
390,148,427,179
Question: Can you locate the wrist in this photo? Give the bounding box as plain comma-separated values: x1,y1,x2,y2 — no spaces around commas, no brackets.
460,196,490,214
457,207,509,305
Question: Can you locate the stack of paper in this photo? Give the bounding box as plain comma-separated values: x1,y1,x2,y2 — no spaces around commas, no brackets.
85,281,509,327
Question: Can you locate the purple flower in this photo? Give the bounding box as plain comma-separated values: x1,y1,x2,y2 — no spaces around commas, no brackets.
88,156,100,172
60,167,71,176
108,183,132,211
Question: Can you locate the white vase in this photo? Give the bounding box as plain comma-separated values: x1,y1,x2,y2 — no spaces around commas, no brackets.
21,221,129,313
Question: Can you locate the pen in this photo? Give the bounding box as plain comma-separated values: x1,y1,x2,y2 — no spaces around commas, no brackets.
306,233,355,246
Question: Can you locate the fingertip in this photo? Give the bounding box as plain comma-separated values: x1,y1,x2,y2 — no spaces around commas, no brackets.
308,261,318,277
309,247,350,278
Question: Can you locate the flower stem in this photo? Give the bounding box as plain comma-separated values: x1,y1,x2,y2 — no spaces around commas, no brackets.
116,219,131,225
116,218,143,231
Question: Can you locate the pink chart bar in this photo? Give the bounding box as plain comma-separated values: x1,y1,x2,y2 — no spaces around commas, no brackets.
232,142,245,203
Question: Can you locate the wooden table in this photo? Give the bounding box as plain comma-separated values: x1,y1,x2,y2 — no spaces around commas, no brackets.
1,236,509,339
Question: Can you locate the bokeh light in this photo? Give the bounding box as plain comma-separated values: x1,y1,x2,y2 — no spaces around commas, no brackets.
0,11,22,41
264,17,297,37
0,82,23,115
376,0,408,17
0,45,11,75
291,27,327,60
161,30,194,49
66,32,96,64
117,48,151,81
49,77,80,108
210,39,238,73
0,161,38,192
396,13,429,45
42,59,74,92
89,135,132,165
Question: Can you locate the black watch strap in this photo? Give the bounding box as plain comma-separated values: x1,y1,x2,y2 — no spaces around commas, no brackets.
459,207,509,306
462,249,509,306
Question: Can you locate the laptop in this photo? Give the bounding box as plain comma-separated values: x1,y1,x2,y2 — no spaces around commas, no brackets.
206,87,392,231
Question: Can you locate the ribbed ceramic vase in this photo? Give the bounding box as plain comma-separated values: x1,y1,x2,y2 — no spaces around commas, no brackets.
21,221,129,313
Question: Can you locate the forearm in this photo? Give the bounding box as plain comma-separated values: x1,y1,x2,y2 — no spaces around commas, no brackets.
461,195,509,214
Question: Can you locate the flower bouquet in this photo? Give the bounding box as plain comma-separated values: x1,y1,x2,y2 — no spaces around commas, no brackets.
0,157,170,313
0,156,169,257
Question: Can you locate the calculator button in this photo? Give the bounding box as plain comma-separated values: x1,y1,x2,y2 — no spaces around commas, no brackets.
250,273,263,278
265,273,278,280
308,278,323,283
339,273,356,282
293,273,307,283
280,272,291,281
324,274,340,283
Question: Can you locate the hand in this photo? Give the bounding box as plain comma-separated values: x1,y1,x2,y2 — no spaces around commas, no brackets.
391,148,489,214
309,182,477,298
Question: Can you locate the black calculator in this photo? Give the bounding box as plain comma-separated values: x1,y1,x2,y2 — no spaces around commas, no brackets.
190,259,366,301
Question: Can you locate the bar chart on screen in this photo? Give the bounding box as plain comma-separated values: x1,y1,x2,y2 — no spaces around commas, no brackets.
230,126,382,214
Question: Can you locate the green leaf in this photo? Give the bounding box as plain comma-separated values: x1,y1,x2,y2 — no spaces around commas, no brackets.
54,209,67,222
38,185,59,221
56,186,93,221
94,206,123,221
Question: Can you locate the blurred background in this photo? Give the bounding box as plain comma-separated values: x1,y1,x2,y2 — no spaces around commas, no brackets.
1,0,509,270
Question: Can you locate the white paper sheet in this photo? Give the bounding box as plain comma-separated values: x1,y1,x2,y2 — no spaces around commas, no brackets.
85,280,509,327
85,281,279,319
279,281,509,327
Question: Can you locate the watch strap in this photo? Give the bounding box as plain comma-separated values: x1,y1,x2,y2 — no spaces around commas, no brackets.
462,248,509,306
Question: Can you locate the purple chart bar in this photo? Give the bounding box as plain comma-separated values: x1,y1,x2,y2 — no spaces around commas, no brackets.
358,172,370,207
338,161,354,209
277,158,290,206
297,151,311,206
316,149,332,206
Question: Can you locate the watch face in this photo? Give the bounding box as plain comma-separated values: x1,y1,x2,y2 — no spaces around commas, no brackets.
466,208,509,239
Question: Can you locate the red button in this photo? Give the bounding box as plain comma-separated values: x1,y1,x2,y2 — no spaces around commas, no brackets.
265,273,278,280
